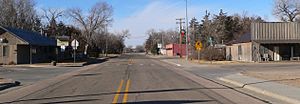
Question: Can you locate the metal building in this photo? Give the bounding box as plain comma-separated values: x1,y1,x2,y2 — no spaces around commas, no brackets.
226,22,300,62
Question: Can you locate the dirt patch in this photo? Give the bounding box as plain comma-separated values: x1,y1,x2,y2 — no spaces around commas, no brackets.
241,71,300,88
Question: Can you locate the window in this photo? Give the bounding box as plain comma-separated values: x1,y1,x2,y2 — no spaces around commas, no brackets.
3,46,9,57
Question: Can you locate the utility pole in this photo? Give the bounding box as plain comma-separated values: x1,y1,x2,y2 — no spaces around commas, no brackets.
185,0,189,61
191,18,199,58
176,18,185,58
161,33,164,49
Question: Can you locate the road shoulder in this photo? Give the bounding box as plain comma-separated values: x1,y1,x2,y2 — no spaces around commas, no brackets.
219,73,300,104
150,58,268,104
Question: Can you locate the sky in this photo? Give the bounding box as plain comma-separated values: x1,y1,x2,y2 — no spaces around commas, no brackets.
36,0,277,47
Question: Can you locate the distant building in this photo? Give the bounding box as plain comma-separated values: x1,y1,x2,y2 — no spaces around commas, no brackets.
0,26,57,64
56,35,70,52
56,35,73,60
226,33,252,61
226,22,300,62
166,44,186,56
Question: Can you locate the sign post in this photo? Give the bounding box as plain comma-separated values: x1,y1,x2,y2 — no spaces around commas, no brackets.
71,39,79,63
195,41,203,63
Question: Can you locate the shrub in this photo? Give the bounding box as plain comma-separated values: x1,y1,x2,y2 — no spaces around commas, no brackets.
8,61,16,65
201,47,225,61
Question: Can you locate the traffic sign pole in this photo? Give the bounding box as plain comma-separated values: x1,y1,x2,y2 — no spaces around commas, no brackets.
198,50,200,63
74,41,76,63
195,41,202,63
71,39,79,63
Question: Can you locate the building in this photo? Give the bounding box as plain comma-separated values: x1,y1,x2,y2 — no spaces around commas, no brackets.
0,26,57,64
56,35,74,59
166,44,186,56
226,22,300,62
226,33,252,61
56,35,70,52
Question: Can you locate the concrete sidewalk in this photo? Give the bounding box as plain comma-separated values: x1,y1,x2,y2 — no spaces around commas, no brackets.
219,74,300,104
2,57,109,68
152,55,300,104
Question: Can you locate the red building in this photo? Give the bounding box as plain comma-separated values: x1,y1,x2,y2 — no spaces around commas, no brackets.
166,44,186,56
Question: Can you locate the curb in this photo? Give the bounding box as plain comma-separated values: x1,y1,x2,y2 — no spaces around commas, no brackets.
153,59,267,104
219,77,300,104
0,81,21,91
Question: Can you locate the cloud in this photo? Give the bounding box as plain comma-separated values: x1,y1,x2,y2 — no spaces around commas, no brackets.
113,0,203,46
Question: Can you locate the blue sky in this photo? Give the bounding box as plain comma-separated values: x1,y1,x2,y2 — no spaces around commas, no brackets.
36,0,276,47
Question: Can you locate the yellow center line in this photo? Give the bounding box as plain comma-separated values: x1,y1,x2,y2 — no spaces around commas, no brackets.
128,58,134,64
112,80,124,104
122,79,131,103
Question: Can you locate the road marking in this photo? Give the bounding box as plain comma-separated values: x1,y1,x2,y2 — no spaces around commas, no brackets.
176,64,181,66
128,59,134,64
167,61,181,66
122,79,131,103
112,80,124,104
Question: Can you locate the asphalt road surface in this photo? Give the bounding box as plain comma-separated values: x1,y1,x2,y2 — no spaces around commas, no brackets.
0,54,267,104
0,67,80,85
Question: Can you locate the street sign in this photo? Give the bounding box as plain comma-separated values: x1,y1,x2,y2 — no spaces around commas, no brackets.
71,39,79,49
195,41,202,51
157,43,162,48
71,39,79,63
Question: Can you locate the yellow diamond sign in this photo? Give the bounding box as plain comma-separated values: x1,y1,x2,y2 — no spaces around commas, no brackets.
195,41,202,51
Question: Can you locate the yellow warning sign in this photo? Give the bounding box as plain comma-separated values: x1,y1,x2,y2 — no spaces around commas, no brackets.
195,41,202,51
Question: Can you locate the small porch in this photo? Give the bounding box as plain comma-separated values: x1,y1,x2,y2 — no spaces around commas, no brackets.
259,43,300,61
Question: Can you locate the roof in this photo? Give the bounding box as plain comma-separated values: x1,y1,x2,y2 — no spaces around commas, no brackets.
0,26,56,46
56,35,70,41
226,33,251,45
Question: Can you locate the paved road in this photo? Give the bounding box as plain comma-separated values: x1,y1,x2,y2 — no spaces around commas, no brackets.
0,54,266,104
0,66,80,85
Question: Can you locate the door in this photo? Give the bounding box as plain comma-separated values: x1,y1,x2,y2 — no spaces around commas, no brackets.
238,45,242,60
274,46,280,61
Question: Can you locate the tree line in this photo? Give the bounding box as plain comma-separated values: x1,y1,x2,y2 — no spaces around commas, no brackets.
0,0,128,56
144,9,264,56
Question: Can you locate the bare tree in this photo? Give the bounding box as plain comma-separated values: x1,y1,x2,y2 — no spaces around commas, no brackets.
68,2,113,48
42,8,64,23
42,8,64,37
93,30,129,54
135,45,145,52
273,0,300,22
0,0,39,30
144,29,178,54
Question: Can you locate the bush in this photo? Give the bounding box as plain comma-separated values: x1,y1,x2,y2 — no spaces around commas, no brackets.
201,47,225,61
8,61,16,65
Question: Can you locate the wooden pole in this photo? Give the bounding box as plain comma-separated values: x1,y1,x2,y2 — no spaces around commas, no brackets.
197,50,200,63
